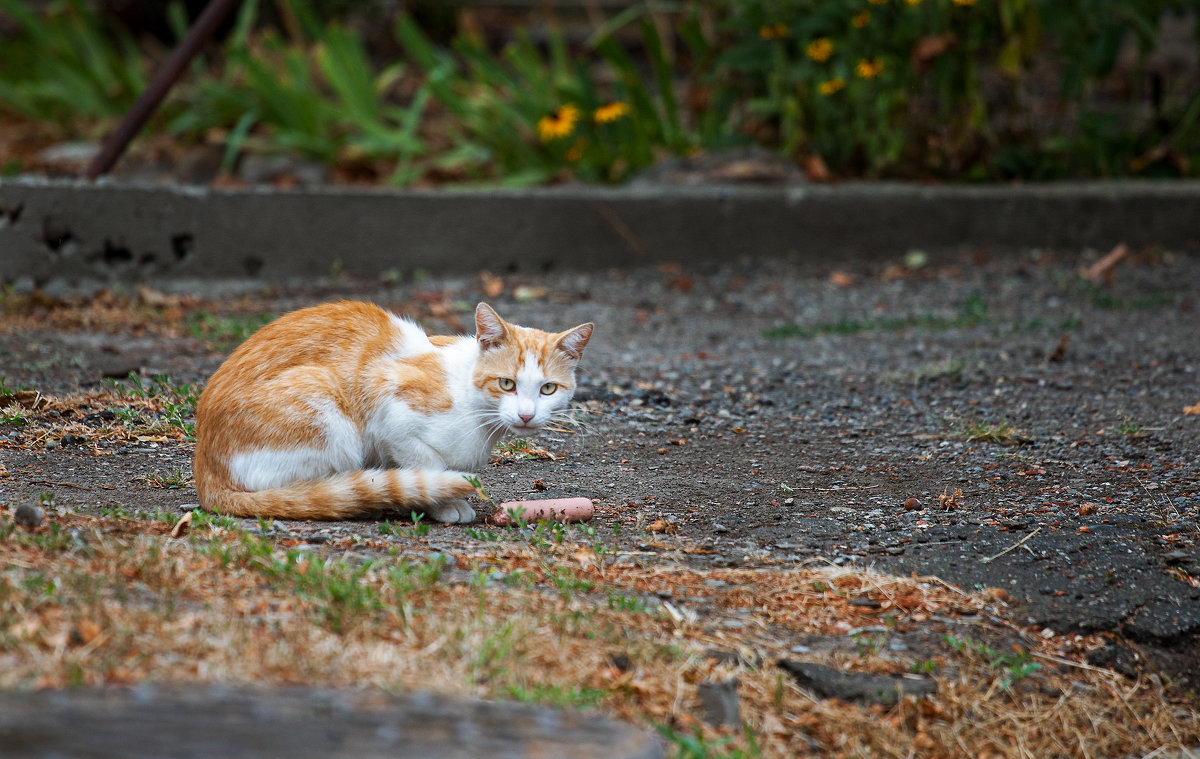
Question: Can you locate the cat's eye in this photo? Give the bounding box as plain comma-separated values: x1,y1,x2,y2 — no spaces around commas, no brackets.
498,378,516,392
540,382,558,395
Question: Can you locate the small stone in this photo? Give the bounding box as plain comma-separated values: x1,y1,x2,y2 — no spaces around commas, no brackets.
696,678,740,727
1163,550,1192,566
778,660,936,705
14,501,44,528
884,546,906,555
903,498,922,511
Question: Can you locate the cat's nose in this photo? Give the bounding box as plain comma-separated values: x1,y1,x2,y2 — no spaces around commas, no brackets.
519,412,535,424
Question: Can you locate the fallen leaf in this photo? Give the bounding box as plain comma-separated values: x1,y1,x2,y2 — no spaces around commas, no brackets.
937,488,963,510
667,275,693,292
1184,402,1200,415
170,510,192,538
647,519,678,534
76,619,102,645
803,153,830,181
829,270,856,287
0,390,50,410
513,285,546,302
136,435,168,443
1047,333,1069,362
480,271,503,299
1078,502,1098,516
913,34,956,67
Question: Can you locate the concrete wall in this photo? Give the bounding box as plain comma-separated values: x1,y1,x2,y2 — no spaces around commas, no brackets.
2,178,1198,288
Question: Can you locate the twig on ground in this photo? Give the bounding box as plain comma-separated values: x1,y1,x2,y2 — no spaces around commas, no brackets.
980,527,1041,564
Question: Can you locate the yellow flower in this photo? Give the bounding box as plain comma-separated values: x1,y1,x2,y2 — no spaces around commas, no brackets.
537,104,580,142
593,101,630,124
852,10,871,27
759,22,789,39
806,37,834,62
818,77,846,95
905,0,922,5
855,58,884,79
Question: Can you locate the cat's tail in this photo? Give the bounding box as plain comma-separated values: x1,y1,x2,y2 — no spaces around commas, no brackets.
199,468,478,522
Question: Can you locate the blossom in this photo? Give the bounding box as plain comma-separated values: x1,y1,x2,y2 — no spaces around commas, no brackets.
593,101,630,124
818,77,846,95
855,58,885,79
852,10,871,27
806,38,834,62
759,22,789,39
537,104,580,141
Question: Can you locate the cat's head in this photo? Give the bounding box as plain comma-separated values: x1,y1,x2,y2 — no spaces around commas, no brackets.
472,302,593,435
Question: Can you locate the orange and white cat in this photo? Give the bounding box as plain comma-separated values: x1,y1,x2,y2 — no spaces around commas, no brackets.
193,302,592,523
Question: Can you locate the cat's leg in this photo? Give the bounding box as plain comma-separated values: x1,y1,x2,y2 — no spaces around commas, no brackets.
225,367,362,491
393,446,477,525
367,430,477,524
419,497,476,524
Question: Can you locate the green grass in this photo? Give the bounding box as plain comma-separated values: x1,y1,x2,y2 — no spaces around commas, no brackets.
495,438,539,460
1116,419,1144,437
378,513,430,538
504,682,608,709
953,418,1024,445
764,294,989,340
139,469,192,489
657,725,761,759
945,634,1042,689
184,313,274,351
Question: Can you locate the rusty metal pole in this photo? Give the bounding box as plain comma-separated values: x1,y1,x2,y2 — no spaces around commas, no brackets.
85,0,245,180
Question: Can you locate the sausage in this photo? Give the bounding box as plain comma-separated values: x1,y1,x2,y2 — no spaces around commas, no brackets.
491,497,594,525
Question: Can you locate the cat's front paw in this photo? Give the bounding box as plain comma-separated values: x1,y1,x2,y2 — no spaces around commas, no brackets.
420,498,476,524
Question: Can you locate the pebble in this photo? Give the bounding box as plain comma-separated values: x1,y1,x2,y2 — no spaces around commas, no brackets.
15,501,44,528
696,678,740,727
1162,550,1191,566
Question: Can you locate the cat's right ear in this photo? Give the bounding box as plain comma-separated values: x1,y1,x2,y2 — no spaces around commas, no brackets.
475,302,509,352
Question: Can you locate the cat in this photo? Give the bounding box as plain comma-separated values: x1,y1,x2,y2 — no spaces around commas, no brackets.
192,301,592,523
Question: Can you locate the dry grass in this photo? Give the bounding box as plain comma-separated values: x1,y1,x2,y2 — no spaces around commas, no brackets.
2,506,1196,758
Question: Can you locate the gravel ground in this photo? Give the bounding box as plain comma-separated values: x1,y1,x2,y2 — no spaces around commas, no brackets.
2,246,1198,690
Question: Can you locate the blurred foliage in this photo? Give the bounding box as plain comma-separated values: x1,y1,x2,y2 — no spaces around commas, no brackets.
0,0,1196,182
0,0,146,127
705,0,1200,178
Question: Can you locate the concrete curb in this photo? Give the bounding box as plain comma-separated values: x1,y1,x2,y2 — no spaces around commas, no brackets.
2,177,1198,287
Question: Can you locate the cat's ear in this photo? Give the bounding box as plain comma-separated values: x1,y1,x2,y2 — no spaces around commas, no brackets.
475,302,509,352
556,322,593,361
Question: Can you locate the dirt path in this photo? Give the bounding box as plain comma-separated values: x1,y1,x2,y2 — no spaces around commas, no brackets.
2,246,1198,696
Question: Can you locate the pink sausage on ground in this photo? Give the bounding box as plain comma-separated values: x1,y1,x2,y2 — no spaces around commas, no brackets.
491,497,594,526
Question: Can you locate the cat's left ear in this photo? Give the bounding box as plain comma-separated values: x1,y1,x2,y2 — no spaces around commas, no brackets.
556,322,593,361
476,303,510,352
